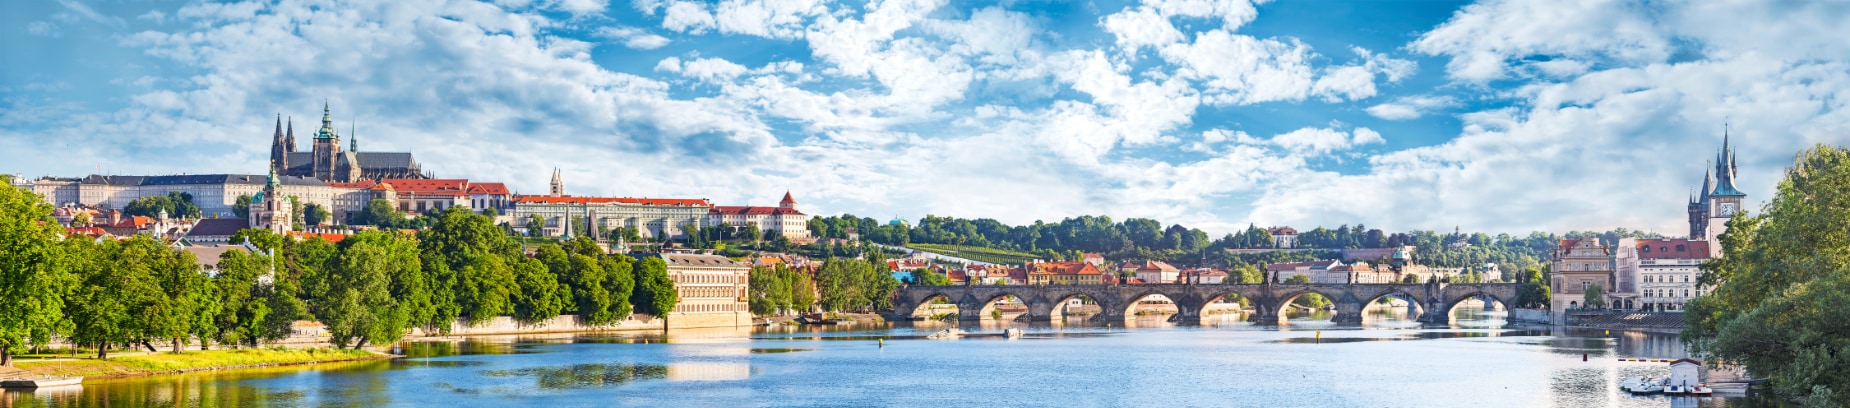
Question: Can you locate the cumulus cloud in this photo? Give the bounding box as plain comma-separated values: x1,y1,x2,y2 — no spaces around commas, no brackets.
593,26,670,49
1366,95,1459,120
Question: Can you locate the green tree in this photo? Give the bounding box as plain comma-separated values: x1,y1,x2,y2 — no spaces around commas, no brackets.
1401,274,1421,284
420,207,523,327
147,244,214,352
122,195,174,218
632,256,678,319
233,194,252,219
1582,283,1605,309
0,185,73,366
1516,267,1551,308
511,256,568,324
355,199,402,227
911,268,953,286
166,191,201,218
303,203,330,226
210,249,272,347
311,234,402,349
1684,145,1850,404
1233,264,1263,284
527,213,547,237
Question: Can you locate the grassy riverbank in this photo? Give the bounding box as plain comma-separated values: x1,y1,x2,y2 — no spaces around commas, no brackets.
5,348,390,379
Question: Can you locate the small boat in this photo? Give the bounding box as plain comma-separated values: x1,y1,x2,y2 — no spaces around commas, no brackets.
1687,385,1713,395
1,376,83,388
1665,384,1686,394
1621,377,1663,393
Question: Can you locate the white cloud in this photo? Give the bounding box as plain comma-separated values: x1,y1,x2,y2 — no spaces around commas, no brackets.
1101,7,1183,52
661,1,716,34
1410,0,1670,81
593,26,670,50
1366,95,1459,120
27,21,60,38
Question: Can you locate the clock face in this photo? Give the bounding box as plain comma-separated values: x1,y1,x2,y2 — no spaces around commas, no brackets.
1720,203,1736,216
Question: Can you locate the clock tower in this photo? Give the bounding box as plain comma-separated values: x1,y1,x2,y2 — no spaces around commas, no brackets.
1703,131,1746,242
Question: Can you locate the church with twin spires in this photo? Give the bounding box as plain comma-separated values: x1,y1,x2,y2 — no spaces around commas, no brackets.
269,103,428,183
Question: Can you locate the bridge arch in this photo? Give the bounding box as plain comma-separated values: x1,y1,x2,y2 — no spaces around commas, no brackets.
971,291,1031,321
899,291,960,320
1434,287,1513,326
1046,293,1102,322
1358,289,1427,322
1268,287,1347,325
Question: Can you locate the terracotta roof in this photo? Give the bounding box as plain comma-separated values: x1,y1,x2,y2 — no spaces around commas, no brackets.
513,195,713,207
65,227,109,237
1029,262,1100,275
326,180,377,189
379,179,469,196
1268,227,1298,235
113,216,155,229
466,182,510,195
289,232,347,243
780,191,796,205
709,206,805,216
1636,239,1711,259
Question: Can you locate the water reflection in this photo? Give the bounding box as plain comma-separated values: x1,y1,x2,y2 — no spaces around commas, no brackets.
0,315,1786,408
480,363,669,389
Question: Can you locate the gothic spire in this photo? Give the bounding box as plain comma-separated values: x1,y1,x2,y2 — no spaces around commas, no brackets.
285,116,296,152
1701,162,1713,200
1711,129,1746,197
350,121,357,152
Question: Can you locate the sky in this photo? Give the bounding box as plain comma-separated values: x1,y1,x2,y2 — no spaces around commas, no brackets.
4,0,1850,236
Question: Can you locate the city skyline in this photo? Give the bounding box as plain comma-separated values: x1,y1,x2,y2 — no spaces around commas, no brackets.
6,0,1847,236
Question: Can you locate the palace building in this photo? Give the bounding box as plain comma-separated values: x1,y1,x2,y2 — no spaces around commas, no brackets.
270,103,427,183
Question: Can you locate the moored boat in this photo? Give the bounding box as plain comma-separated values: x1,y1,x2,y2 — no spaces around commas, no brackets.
1621,377,1664,394
1687,385,1713,395
1665,384,1686,394
0,376,83,388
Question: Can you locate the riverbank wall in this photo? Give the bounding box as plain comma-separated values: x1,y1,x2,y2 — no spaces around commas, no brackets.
1568,312,1685,333
1508,309,1553,325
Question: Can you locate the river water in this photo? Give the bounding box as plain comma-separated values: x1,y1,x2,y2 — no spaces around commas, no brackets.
0,309,1781,407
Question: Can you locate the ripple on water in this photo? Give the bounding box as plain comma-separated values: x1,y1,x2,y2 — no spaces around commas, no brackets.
479,363,669,389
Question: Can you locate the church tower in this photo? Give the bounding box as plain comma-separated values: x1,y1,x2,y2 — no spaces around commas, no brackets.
550,168,565,197
269,115,288,175
1706,131,1746,241
779,191,797,210
312,102,342,180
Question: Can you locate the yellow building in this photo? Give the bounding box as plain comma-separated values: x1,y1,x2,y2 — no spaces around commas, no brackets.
662,253,753,327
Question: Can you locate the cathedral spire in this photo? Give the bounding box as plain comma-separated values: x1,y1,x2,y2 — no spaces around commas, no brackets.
285,116,296,152
350,121,357,152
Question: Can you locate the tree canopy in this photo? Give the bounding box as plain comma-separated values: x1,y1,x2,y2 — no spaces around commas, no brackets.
1685,145,1850,404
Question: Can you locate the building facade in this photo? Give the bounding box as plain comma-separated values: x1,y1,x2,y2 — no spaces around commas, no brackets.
512,196,714,240
1551,237,1614,310
661,253,751,327
707,192,811,240
1635,239,1712,312
22,174,344,219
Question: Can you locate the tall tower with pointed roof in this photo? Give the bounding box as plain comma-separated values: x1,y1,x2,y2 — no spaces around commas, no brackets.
778,191,796,210
550,168,565,197
1690,129,1747,241
269,115,288,175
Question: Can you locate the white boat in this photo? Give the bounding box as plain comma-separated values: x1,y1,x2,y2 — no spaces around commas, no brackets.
1665,384,1686,394
0,376,83,388
1687,385,1713,395
1622,377,1664,393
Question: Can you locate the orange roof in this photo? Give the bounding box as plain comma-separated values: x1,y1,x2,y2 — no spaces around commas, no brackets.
710,206,804,216
327,180,377,189
466,182,510,195
1029,262,1100,275
65,227,109,237
289,231,348,243
513,195,712,207
113,216,155,229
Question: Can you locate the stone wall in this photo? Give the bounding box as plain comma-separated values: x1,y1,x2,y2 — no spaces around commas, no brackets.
1508,308,1553,325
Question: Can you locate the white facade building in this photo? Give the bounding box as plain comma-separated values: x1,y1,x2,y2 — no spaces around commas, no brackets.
706,192,812,240
1635,239,1713,312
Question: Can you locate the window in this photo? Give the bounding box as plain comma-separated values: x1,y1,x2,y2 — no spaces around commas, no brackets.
1676,244,1685,252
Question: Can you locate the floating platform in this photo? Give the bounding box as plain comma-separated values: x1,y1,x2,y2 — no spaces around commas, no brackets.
1,376,83,388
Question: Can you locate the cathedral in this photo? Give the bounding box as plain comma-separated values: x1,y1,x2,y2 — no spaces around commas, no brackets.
269,103,428,183
1687,132,1747,241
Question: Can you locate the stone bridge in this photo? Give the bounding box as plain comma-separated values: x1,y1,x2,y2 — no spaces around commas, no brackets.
891,282,1521,325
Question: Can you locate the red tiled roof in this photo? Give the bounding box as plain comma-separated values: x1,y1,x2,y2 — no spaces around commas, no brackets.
327,180,377,189
66,227,109,237
1268,227,1298,235
780,191,796,205
289,232,347,243
1030,262,1100,275
1636,239,1711,259
513,195,713,207
466,182,510,195
113,216,155,229
709,206,805,216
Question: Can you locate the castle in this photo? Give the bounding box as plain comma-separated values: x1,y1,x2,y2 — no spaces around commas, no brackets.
269,103,427,183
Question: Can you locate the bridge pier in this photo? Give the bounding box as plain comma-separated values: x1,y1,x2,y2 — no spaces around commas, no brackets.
1249,302,1281,326
1331,301,1366,325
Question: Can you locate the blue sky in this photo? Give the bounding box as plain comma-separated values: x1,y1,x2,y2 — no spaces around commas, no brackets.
5,0,1848,235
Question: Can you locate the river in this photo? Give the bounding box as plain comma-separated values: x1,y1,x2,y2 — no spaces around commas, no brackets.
0,309,1783,407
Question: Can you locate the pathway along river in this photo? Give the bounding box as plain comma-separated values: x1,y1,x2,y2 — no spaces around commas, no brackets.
0,309,1782,407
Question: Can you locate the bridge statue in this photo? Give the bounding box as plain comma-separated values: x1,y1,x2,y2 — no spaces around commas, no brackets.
889,282,1521,325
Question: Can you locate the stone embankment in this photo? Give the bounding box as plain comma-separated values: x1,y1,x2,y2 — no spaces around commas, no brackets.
1569,312,1685,332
